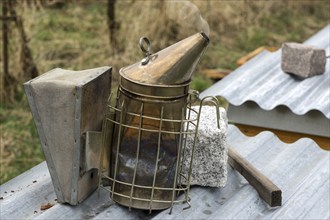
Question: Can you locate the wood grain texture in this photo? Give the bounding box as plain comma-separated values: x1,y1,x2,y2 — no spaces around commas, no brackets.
235,124,330,151
228,147,282,207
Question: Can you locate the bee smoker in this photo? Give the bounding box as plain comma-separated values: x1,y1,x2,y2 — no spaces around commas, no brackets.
100,33,210,212
24,32,212,213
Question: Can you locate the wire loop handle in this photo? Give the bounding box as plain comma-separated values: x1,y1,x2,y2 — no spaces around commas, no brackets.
139,37,152,65
199,96,221,129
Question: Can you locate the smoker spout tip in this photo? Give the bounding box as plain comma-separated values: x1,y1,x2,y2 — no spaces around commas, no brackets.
200,32,210,44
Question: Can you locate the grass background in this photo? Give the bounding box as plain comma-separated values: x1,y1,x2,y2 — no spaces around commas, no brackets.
1,0,329,184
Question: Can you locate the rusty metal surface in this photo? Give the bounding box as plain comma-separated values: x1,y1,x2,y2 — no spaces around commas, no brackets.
104,89,197,210
102,33,209,211
1,124,329,219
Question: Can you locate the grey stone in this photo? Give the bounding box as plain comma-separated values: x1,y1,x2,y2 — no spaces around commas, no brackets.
181,106,228,188
281,42,326,78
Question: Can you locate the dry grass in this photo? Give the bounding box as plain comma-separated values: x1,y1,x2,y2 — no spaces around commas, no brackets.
0,104,44,183
4,0,330,83
1,0,329,184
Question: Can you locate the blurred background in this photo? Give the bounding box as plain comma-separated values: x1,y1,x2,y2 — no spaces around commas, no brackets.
1,0,329,184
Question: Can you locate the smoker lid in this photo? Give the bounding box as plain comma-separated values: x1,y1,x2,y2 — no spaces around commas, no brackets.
120,32,209,86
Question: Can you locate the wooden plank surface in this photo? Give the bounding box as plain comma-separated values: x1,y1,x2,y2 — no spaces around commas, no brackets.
228,147,282,207
235,124,330,150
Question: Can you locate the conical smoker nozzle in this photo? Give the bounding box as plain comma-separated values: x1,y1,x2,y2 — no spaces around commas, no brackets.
120,32,209,85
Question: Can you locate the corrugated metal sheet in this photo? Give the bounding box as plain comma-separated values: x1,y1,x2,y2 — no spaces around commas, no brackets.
1,125,329,219
200,24,330,119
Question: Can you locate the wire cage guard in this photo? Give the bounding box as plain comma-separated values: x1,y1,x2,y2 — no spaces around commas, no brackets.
96,32,211,214
98,88,219,214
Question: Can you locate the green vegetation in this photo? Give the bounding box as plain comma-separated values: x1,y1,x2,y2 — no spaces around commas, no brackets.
0,102,44,182
1,0,329,184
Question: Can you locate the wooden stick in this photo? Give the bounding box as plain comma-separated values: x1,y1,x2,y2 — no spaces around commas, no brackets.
228,147,282,207
2,0,9,90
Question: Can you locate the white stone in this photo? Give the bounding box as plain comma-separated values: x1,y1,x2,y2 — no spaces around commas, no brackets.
181,105,228,187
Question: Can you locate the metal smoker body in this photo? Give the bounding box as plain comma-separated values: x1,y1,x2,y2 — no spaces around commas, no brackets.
101,33,209,211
